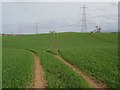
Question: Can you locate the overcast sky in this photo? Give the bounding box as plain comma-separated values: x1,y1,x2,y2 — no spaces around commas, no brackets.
1,2,118,34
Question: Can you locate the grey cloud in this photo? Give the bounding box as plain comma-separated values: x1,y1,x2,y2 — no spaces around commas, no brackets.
2,2,118,34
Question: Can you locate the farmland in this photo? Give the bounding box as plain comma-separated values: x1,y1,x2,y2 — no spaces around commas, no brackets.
38,50,90,88
2,48,34,88
58,33,118,88
0,36,2,89
2,32,119,88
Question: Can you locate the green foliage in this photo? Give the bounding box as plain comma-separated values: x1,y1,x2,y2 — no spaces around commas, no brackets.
2,34,50,50
58,33,119,88
2,32,119,88
2,48,34,88
0,36,2,89
37,51,90,88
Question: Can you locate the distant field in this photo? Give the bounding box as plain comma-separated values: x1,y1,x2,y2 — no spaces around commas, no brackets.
2,32,119,88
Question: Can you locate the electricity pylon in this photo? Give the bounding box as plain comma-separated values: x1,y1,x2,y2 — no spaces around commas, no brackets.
35,22,38,34
80,5,88,32
47,31,59,52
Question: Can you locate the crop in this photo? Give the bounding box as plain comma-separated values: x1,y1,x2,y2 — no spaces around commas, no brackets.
37,50,90,88
2,32,119,88
0,36,2,89
58,33,119,88
2,48,34,88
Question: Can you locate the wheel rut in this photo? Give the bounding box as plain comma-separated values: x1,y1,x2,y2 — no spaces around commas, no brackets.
55,55,108,89
32,52,47,88
46,50,108,89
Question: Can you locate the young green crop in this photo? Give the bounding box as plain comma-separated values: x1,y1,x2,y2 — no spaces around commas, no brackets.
37,50,90,88
58,33,119,88
2,34,51,50
0,36,2,89
2,48,34,88
2,32,119,88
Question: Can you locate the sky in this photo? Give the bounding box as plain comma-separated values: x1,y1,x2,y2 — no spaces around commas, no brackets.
0,3,1,34
1,2,118,34
1,0,119,2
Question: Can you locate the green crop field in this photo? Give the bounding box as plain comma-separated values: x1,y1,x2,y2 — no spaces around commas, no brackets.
2,48,34,88
2,32,119,88
0,36,2,89
58,33,119,88
37,50,90,88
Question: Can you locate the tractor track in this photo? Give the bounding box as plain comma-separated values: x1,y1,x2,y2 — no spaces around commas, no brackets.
46,50,108,89
32,53,47,88
28,49,48,88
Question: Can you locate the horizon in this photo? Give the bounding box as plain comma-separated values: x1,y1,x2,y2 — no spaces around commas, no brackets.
1,31,119,35
1,2,118,34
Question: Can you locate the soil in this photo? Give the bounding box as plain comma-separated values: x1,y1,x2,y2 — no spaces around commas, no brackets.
32,53,47,88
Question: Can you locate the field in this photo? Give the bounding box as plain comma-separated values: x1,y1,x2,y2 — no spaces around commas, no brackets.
2,48,34,88
58,33,119,88
0,36,2,89
2,32,119,88
38,51,90,88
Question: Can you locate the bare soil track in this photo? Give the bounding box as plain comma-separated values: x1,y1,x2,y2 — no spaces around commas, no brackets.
32,53,47,88
54,54,108,89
